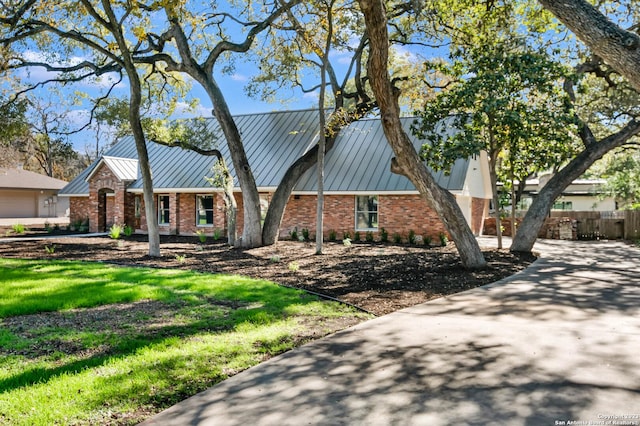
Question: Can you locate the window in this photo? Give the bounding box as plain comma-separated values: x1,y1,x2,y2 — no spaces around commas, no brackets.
196,195,214,226
134,196,142,218
158,195,170,225
355,195,378,230
552,201,573,210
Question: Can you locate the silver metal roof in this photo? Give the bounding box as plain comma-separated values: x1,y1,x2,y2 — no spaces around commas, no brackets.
85,156,138,182
60,110,469,196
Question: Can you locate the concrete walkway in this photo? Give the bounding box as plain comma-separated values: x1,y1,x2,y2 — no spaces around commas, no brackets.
141,239,640,426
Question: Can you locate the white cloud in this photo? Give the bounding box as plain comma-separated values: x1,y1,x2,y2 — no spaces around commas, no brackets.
231,73,248,82
171,101,212,119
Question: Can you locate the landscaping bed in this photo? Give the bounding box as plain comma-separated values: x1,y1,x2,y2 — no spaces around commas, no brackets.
0,235,536,315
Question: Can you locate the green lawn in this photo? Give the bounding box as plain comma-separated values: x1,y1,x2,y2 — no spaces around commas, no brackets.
0,258,370,425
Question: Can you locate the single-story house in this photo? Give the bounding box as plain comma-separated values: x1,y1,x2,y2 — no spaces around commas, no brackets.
0,167,69,218
511,175,616,212
59,109,492,240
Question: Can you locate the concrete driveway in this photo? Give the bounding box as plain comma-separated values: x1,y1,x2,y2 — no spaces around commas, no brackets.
141,239,640,426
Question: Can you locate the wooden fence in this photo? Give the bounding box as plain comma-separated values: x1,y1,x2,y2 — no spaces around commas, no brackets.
550,210,640,240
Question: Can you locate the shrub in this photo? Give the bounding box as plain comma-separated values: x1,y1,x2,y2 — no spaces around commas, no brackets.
109,224,123,239
328,229,337,241
302,228,310,241
73,218,90,233
380,227,389,243
342,231,351,240
196,229,207,243
392,232,403,244
290,228,298,241
408,229,417,245
353,231,361,242
212,228,222,241
439,232,448,247
44,221,51,232
424,236,433,247
343,237,352,248
365,231,374,242
123,225,134,237
11,223,25,234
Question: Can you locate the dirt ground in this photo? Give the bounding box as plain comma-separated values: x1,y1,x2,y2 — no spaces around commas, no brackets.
0,234,536,316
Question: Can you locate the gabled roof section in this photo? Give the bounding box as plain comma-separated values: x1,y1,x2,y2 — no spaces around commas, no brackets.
60,110,474,196
294,116,469,192
86,156,139,182
0,168,67,190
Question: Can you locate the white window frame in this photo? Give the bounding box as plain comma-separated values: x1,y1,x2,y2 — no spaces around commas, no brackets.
196,194,215,227
355,195,379,231
158,195,170,225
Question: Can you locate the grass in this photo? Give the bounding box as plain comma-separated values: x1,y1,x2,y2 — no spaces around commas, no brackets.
0,258,370,425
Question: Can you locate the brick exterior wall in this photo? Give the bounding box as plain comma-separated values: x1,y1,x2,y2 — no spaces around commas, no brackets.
87,163,131,232
471,197,488,235
69,197,90,224
71,173,490,242
279,194,451,241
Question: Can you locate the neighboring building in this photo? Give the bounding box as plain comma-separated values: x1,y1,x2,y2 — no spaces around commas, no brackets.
0,167,69,218
59,110,492,240
512,175,616,212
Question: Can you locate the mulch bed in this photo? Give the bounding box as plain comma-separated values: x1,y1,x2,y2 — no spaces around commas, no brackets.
0,234,536,316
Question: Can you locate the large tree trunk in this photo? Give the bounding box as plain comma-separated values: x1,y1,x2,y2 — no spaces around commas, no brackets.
202,79,263,248
358,0,486,269
103,0,160,257
539,0,640,93
129,80,160,257
511,119,640,253
489,165,503,250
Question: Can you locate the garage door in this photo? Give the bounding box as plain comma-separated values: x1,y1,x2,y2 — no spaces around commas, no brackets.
0,190,37,218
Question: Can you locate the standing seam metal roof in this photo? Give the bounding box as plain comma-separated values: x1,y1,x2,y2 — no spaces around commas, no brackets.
59,110,469,196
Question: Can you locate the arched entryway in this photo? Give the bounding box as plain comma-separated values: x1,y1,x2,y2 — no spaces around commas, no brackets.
97,188,115,232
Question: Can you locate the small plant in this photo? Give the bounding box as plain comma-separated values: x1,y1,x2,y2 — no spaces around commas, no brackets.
196,229,207,243
392,232,403,244
290,227,299,241
44,244,56,254
44,221,52,233
365,231,374,242
212,228,222,241
328,229,337,241
343,237,352,248
301,228,310,241
11,223,25,234
123,225,134,237
298,234,305,242
75,218,89,233
439,232,448,247
342,231,351,240
109,224,123,239
53,223,60,231
288,261,299,272
195,245,204,252
175,254,187,263
380,227,389,243
353,231,361,242
117,240,125,248
269,255,281,263
408,229,417,245
424,235,433,247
